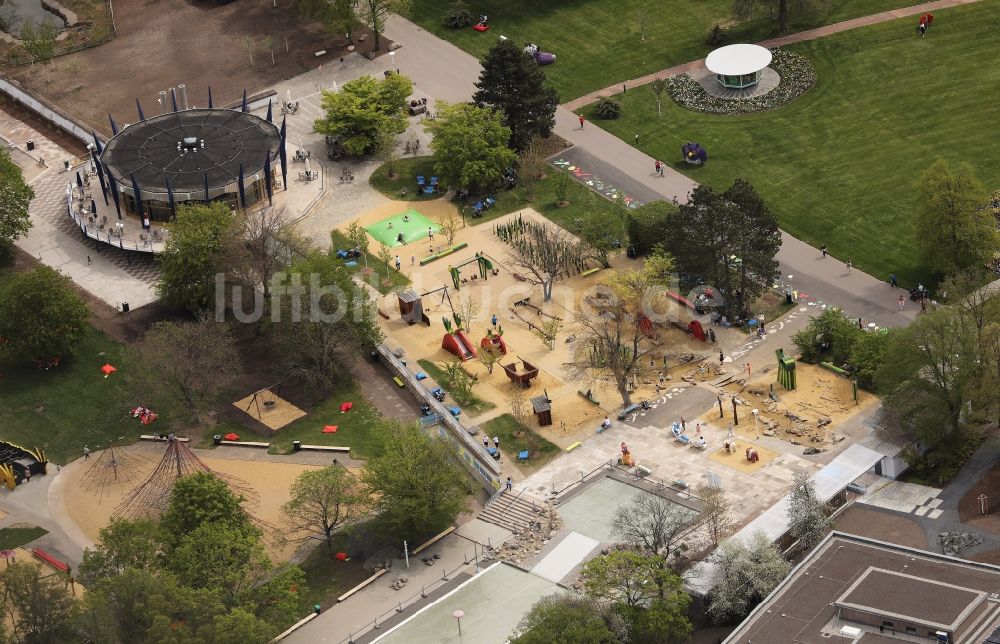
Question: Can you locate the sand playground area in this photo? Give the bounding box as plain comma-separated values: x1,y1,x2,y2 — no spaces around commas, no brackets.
347,206,724,438
56,442,333,562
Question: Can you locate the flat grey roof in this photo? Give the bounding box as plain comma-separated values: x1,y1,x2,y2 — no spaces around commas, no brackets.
836,568,983,628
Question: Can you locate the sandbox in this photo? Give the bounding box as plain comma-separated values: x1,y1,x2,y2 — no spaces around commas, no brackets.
56,444,333,561
232,389,307,432
707,440,778,474
365,208,439,247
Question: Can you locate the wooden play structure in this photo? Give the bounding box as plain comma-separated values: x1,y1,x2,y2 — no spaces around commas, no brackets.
0,441,47,490
531,393,552,426
233,383,307,433
509,297,562,333
502,358,539,388
776,348,797,390
397,289,429,325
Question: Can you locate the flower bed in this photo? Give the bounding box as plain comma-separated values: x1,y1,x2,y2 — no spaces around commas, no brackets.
667,48,816,115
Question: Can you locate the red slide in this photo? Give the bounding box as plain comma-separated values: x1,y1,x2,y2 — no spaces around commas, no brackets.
442,330,478,361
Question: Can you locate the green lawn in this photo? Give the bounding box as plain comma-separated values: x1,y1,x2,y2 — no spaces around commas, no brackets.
0,526,48,550
404,0,924,101
329,230,410,295
264,382,386,459
584,3,1000,287
416,359,495,417
480,414,560,473
369,156,441,201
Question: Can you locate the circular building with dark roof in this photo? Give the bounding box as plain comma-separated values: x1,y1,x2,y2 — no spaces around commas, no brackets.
100,108,281,221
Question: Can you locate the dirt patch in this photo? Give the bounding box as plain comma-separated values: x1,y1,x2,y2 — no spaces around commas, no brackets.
958,463,1000,534
834,505,927,549
0,95,87,156
10,0,393,134
970,548,1000,565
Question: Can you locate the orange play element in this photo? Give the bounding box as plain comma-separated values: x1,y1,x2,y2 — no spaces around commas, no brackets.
322,425,338,433
442,330,477,361
223,432,240,441
335,552,348,561
480,333,508,355
618,441,634,467
339,402,353,413
101,363,117,377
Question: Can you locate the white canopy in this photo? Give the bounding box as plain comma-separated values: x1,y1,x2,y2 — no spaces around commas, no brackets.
705,44,773,76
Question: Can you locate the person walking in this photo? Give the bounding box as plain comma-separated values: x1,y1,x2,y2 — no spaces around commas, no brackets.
889,273,898,287
658,162,664,177
821,245,828,258
394,256,401,271
83,445,90,459
87,255,92,264
506,477,513,492
898,294,905,310
919,17,927,37
708,328,716,344
483,435,489,449
846,259,853,275
578,114,585,129
719,351,724,365
410,255,416,266
23,469,30,483
491,313,498,327
654,159,661,176
428,227,434,241
493,436,500,449
634,134,640,145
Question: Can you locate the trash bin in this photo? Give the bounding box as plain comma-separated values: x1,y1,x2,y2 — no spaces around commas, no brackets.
213,434,222,445
313,604,322,615
785,290,793,304
292,440,302,452
26,140,34,151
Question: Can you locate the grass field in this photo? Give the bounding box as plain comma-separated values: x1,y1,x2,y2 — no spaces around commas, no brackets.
369,156,440,201
404,0,923,100
0,526,48,550
329,230,410,295
416,359,495,417
584,3,1000,286
480,414,560,473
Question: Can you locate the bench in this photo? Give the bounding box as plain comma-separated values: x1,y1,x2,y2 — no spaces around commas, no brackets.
517,450,529,462
819,361,850,377
580,267,601,277
577,390,600,405
299,445,351,453
412,526,456,555
617,403,641,420
139,434,189,442
32,548,68,572
337,569,388,603
566,441,582,452
393,376,405,388
220,440,270,448
671,479,689,490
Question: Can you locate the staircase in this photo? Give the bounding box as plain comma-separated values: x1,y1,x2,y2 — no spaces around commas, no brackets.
479,490,545,532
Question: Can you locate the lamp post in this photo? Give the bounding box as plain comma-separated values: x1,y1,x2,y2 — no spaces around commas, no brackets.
752,408,760,439
389,50,398,73
452,610,464,643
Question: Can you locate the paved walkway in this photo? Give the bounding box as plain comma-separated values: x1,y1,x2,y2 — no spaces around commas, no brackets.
563,0,982,110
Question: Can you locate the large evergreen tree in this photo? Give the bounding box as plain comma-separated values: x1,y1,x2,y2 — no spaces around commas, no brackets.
473,39,559,151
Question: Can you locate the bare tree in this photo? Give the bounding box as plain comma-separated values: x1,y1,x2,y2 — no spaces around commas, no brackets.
649,76,670,118
283,464,371,556
517,135,546,201
224,205,309,300
506,384,529,426
532,317,561,350
696,484,735,547
358,0,410,50
611,493,696,559
454,292,481,332
477,342,502,375
241,34,257,65
635,0,652,41
262,35,276,65
498,218,586,301
437,209,462,245
377,243,393,279
376,126,401,179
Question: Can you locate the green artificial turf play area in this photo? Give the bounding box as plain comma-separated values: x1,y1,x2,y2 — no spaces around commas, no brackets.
584,3,1000,286
365,209,440,247
404,0,924,101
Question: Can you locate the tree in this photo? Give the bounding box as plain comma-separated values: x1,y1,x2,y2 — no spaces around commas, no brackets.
695,484,734,547
426,102,517,192
473,38,559,151
510,595,615,644
18,19,57,64
273,251,383,396
619,597,694,644
377,243,393,279
551,170,571,206
500,218,587,301
0,266,89,362
202,608,278,644
582,550,673,607
787,471,831,552
357,0,409,50
362,422,470,541
0,561,78,644
517,135,546,201
345,219,370,258
506,386,529,426
0,148,34,248
439,360,474,402
314,74,413,156
478,341,502,375
578,192,625,268
436,208,462,245
566,265,671,407
732,0,830,33
532,317,561,350
610,492,695,561
916,160,999,276
262,35,276,65
978,318,1000,426
635,0,652,41
877,306,977,450
454,292,479,332
649,76,669,117
709,532,789,623
241,33,256,65
135,318,241,423
79,518,163,586
168,522,270,603
375,125,401,178
223,205,308,304
161,472,256,544
792,307,860,364
283,464,370,555
848,329,892,390
627,201,672,256
156,202,233,314
664,180,780,318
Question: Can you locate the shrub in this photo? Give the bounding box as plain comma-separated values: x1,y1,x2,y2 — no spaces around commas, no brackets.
594,96,622,120
707,24,726,46
443,0,474,28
